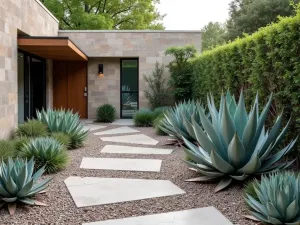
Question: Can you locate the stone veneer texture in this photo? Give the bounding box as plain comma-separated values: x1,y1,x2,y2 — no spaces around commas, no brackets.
0,0,59,138
58,31,201,118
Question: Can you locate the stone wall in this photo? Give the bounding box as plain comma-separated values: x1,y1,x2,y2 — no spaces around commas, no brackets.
58,31,201,118
88,58,120,118
0,0,59,138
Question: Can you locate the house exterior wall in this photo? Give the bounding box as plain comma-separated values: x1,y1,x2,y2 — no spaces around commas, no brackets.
0,0,59,138
58,31,202,119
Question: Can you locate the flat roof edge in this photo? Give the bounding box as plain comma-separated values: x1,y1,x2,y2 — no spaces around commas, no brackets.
35,0,59,23
58,30,201,33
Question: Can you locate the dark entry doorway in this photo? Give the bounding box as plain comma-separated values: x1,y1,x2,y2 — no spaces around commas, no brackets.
18,51,46,123
120,59,139,118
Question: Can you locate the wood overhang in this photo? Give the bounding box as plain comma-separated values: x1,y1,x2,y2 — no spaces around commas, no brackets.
18,37,88,61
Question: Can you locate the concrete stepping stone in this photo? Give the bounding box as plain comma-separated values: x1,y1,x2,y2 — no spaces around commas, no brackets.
82,207,233,225
64,177,185,207
101,134,158,145
94,126,139,136
83,124,106,132
112,119,134,126
80,158,162,172
80,119,94,124
101,145,173,155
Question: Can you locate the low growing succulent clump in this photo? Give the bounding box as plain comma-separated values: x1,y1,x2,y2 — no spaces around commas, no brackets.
183,91,297,192
245,172,300,224
96,104,117,123
37,109,88,149
19,137,69,174
0,158,52,215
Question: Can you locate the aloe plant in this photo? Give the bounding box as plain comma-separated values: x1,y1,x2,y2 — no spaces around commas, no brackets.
183,91,297,192
159,100,203,143
0,158,52,215
36,109,88,149
245,172,300,224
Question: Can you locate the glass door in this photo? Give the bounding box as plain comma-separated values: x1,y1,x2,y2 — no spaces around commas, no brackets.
120,59,139,118
18,51,46,122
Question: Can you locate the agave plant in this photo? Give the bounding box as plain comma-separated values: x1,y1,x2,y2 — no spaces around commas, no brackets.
0,158,51,215
19,137,69,174
158,100,203,143
245,172,300,224
36,109,88,149
122,85,134,105
183,91,297,192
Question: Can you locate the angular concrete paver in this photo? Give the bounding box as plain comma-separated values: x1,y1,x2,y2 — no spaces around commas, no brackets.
80,158,162,172
82,207,233,225
80,119,95,124
112,119,134,126
83,124,107,132
101,145,173,155
64,177,185,207
94,126,139,136
101,134,158,145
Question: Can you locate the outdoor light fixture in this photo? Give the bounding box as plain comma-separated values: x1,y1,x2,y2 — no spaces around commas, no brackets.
98,64,104,78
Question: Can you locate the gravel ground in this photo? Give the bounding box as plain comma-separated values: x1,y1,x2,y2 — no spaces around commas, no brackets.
1,124,257,225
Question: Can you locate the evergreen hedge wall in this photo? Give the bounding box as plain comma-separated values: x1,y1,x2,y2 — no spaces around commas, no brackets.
192,13,300,139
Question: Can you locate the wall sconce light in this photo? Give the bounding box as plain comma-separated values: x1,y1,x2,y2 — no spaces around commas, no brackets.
98,64,104,78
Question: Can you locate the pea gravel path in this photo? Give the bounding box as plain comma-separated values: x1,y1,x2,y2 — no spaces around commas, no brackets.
1,124,255,225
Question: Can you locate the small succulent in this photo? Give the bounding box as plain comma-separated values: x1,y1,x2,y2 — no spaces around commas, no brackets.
159,100,203,143
19,137,69,174
133,108,155,127
0,158,52,215
245,172,300,224
36,109,88,149
15,119,48,138
96,104,117,123
183,91,297,192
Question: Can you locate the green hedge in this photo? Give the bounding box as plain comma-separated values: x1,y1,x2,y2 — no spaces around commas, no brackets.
192,13,300,141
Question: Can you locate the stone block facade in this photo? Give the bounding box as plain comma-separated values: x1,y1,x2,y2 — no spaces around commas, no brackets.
58,31,201,118
0,0,58,138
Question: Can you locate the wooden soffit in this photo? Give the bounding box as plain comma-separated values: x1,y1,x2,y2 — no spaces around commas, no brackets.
18,37,88,61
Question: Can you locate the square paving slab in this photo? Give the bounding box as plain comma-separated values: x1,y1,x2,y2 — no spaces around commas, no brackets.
83,124,106,132
112,119,134,126
64,177,185,207
82,207,233,225
80,158,162,172
101,145,173,155
94,126,139,136
100,134,158,145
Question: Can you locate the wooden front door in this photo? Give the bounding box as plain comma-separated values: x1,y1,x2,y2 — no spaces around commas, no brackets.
53,61,87,118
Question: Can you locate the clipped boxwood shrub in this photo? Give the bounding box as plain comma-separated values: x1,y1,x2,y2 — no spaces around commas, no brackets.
16,119,48,138
133,108,155,127
96,104,116,123
0,140,16,161
19,137,69,174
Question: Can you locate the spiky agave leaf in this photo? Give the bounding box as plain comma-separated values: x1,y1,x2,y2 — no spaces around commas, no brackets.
158,100,203,143
36,109,88,149
0,158,52,215
183,91,296,192
245,172,300,224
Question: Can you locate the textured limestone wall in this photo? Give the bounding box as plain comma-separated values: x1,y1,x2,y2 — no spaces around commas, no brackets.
0,0,59,138
58,31,201,118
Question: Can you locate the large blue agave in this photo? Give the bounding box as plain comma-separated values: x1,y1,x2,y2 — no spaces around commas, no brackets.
245,172,300,224
183,91,297,192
